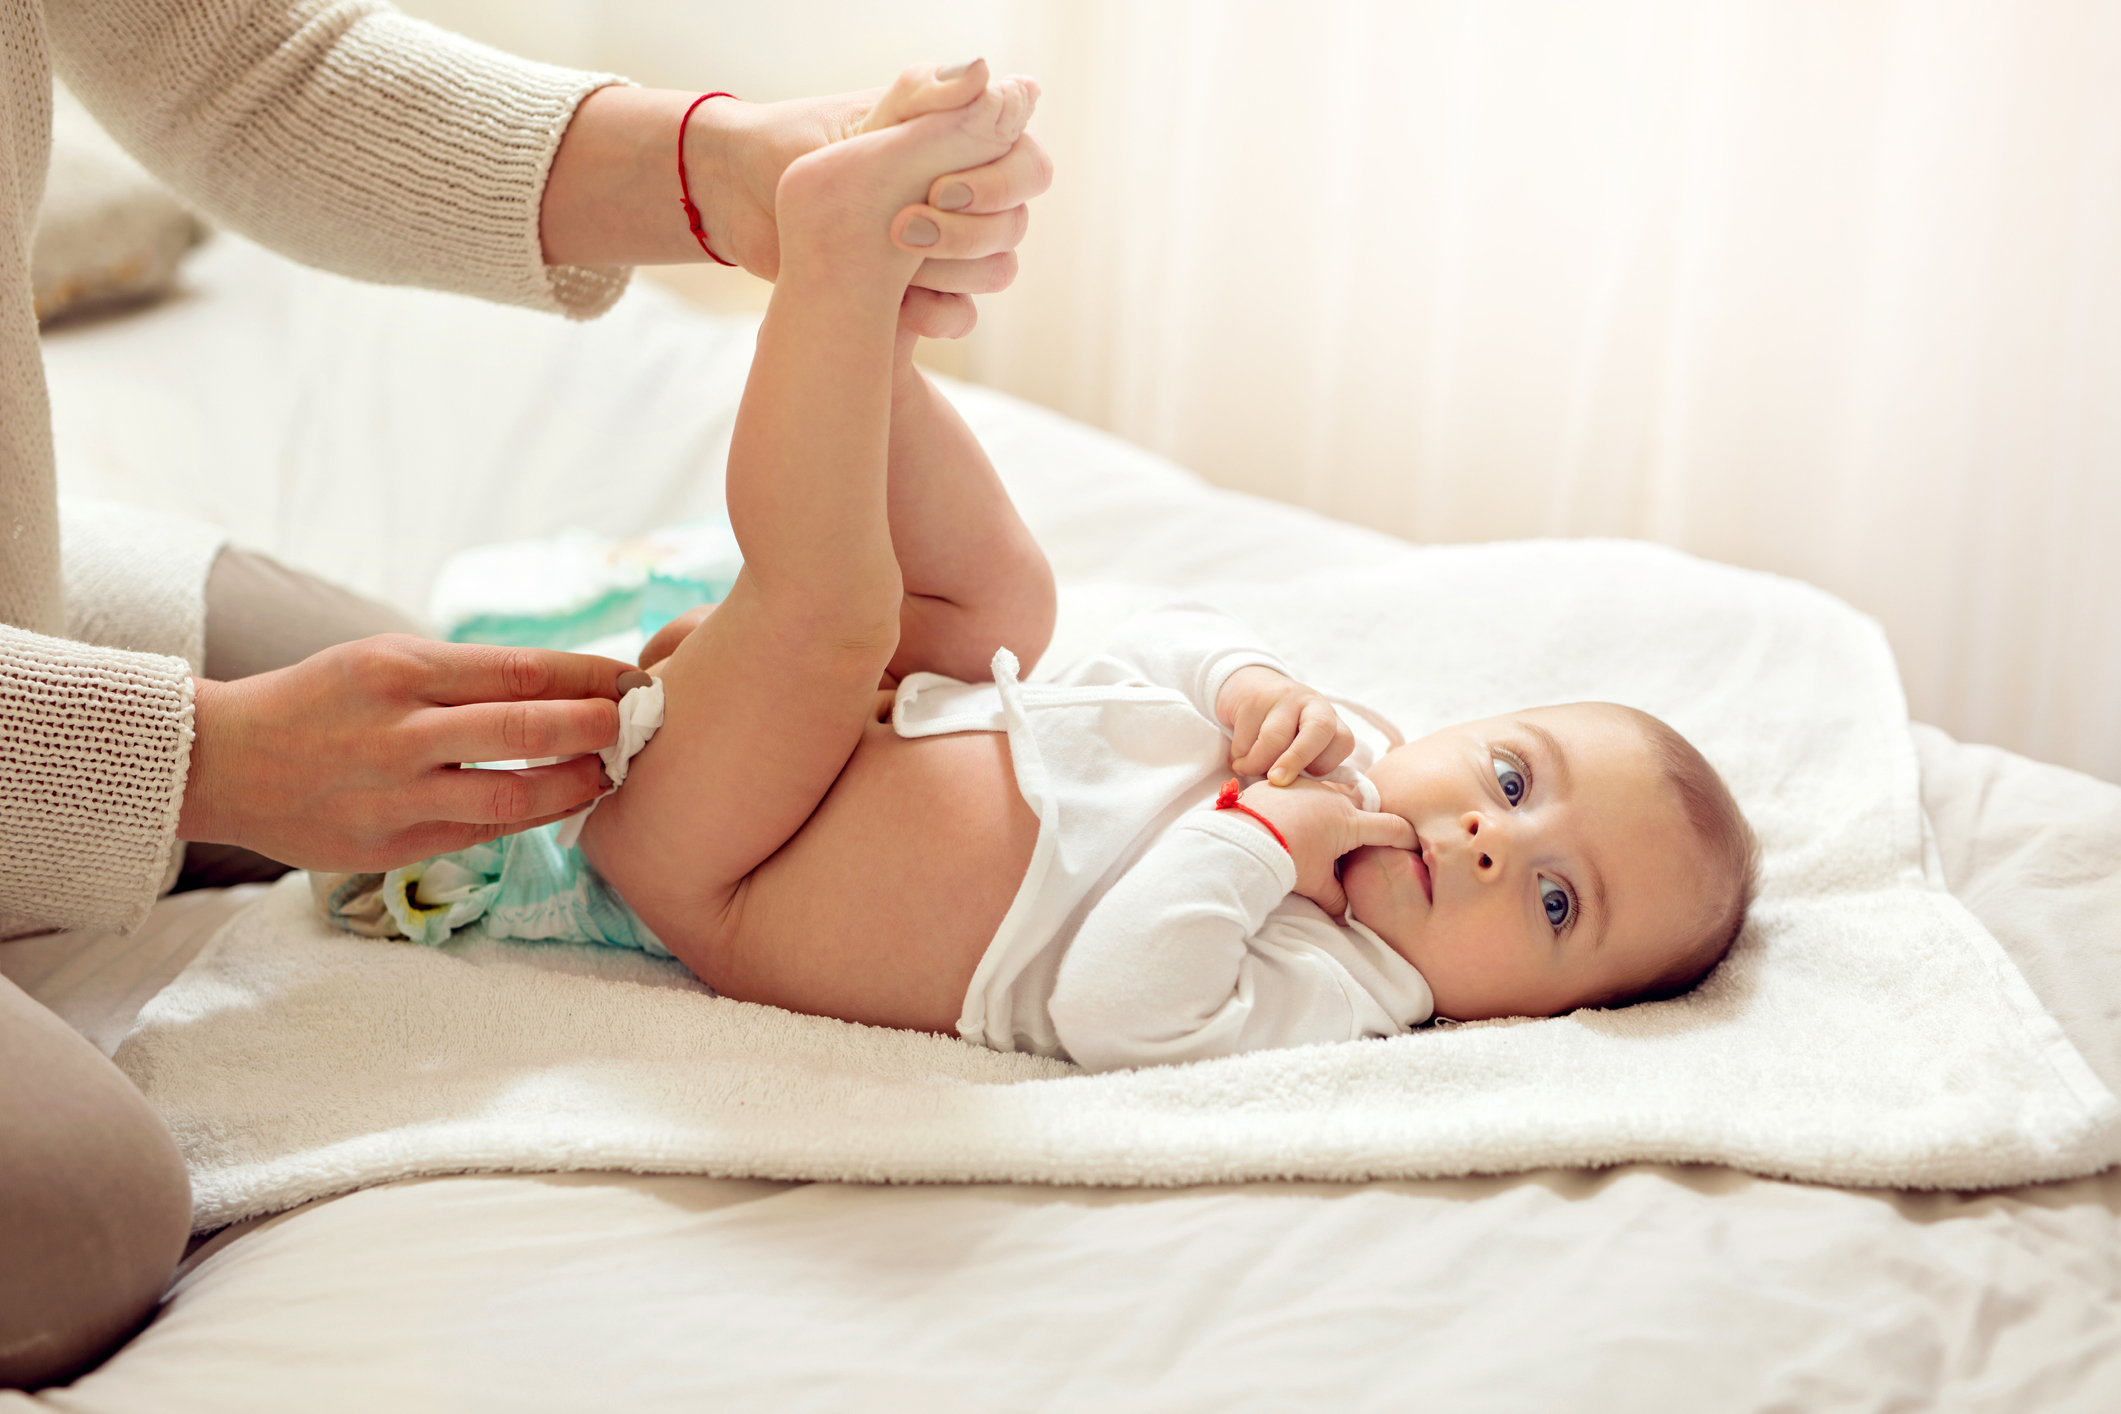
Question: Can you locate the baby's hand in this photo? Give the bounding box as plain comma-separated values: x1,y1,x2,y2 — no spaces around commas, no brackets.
1226,777,1414,919
1217,665,1355,786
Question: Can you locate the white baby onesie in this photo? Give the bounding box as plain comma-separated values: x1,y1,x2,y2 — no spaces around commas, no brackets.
891,603,1434,1072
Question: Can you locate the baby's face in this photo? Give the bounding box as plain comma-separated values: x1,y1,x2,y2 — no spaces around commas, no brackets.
1342,703,1708,1021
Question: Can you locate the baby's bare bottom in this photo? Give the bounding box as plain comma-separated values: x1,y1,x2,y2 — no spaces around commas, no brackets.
588,668,1037,1034
703,715,1038,1033
618,627,1038,1032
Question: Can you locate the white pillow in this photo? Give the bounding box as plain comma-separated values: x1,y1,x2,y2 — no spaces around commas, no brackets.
33,84,207,324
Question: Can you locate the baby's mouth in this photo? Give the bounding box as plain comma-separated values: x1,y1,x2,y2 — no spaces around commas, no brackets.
1410,834,1433,904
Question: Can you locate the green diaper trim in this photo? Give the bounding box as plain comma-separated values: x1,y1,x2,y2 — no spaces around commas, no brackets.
448,587,644,651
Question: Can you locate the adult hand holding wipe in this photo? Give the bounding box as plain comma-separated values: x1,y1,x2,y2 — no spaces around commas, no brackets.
555,676,667,851
178,635,637,871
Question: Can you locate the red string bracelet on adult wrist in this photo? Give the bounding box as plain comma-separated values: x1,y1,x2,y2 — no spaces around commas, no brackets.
678,92,739,266
1215,777,1291,854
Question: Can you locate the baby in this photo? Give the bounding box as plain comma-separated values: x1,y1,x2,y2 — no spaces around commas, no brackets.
326,65,1759,1071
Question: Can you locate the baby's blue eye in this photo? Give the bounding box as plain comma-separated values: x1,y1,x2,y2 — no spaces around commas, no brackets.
1540,877,1573,930
1492,754,1526,806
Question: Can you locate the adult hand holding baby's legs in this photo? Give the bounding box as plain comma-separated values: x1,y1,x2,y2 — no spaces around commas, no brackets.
773,63,1039,283
539,62,1050,341
178,636,639,871
862,62,1041,257
865,61,1041,339
876,61,1043,340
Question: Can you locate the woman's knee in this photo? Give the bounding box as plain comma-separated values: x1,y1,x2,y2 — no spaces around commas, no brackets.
204,544,430,682
0,979,189,1390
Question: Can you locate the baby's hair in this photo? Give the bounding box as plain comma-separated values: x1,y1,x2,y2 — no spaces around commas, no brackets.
1599,707,1759,1009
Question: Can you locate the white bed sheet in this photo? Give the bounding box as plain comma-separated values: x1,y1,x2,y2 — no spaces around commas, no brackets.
11,724,2118,1414
17,1164,2119,1414
12,237,2120,1410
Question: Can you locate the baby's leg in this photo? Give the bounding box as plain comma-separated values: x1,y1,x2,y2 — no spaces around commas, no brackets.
882,323,1055,683
639,335,1055,688
580,74,1037,969
634,67,1052,687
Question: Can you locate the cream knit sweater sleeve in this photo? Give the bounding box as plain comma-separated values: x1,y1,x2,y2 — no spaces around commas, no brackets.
0,626,193,934
3,1,632,936
45,0,629,318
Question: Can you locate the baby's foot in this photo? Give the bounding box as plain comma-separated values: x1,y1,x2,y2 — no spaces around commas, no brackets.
856,59,992,135
775,65,1039,296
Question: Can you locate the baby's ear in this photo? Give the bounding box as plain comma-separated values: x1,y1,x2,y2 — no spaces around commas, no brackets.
857,59,990,134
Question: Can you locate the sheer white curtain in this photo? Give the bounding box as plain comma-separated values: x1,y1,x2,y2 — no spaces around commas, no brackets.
983,0,2121,781
406,0,2121,780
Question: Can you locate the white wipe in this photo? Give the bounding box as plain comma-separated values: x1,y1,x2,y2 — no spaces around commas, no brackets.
554,680,665,850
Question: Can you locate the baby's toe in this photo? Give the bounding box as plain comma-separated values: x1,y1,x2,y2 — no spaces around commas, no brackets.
995,76,1041,142
965,76,1040,147
858,58,991,134
855,77,1042,211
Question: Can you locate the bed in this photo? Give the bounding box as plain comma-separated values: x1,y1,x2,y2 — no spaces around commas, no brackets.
7,234,2121,1413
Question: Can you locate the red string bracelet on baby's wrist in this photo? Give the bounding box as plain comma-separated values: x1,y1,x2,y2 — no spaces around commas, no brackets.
1215,778,1291,854
678,92,739,266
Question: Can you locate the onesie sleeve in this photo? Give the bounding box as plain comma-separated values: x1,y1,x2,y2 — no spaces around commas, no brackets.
1048,810,1378,1072
1068,602,1294,730
46,0,628,319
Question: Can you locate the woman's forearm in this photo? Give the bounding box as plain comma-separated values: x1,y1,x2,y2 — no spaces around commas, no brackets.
540,85,754,268
540,78,1054,309
52,0,616,313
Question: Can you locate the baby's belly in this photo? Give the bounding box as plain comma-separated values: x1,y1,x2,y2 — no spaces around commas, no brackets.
716,718,1040,1034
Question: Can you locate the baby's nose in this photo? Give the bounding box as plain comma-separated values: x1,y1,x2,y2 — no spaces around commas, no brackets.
1459,810,1506,876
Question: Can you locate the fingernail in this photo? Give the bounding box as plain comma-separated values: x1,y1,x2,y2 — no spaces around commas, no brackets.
617,670,652,694
938,58,980,80
935,182,973,212
901,216,940,247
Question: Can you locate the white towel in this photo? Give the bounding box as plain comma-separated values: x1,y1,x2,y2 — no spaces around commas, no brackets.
117,541,2120,1228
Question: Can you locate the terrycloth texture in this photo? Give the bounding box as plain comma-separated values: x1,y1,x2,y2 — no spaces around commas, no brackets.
116,543,2121,1227
0,0,624,934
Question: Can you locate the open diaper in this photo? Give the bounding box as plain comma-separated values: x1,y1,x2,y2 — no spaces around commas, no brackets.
309,679,667,952
120,541,2120,1227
